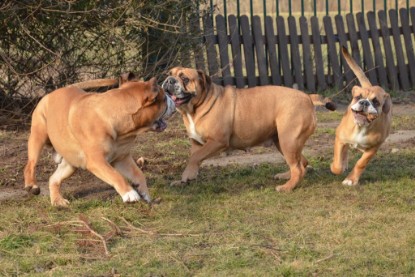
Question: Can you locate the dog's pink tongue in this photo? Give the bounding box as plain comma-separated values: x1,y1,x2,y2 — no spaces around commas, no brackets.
171,95,177,101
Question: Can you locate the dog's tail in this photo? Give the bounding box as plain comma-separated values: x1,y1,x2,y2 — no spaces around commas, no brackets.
71,79,118,90
309,94,336,111
70,72,137,91
341,46,372,88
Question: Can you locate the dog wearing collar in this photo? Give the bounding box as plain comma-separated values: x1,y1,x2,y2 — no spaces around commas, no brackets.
330,47,392,186
24,74,175,206
162,67,335,192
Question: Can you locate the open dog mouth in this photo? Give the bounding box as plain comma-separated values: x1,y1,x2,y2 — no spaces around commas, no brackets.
169,93,193,107
352,110,377,125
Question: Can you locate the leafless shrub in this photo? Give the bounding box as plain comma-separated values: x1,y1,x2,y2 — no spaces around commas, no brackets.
0,0,206,114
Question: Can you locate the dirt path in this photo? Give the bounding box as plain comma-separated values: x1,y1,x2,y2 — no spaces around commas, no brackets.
202,129,415,167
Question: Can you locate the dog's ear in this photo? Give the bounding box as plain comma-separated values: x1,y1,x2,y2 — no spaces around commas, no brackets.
351,86,364,98
382,93,392,114
119,72,136,85
148,77,159,92
197,70,211,92
143,77,159,106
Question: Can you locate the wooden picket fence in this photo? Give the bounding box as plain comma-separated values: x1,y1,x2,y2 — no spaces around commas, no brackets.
194,8,415,91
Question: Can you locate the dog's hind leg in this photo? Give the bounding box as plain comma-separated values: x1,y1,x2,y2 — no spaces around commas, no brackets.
275,156,306,192
274,135,308,192
49,158,76,206
24,106,48,195
273,138,308,180
113,155,151,203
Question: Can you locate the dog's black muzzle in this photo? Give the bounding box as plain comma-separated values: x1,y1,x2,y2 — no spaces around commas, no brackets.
162,76,177,96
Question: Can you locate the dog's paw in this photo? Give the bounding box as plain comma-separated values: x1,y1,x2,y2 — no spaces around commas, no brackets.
274,171,291,180
24,185,41,195
51,197,70,207
182,167,199,182
275,184,294,192
342,178,359,186
170,180,187,187
122,190,141,203
330,163,344,175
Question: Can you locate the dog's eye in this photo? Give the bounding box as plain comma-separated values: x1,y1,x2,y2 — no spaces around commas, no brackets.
182,77,190,85
372,98,379,106
354,94,362,101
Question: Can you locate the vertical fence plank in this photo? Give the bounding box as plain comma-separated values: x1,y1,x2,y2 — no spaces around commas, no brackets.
400,8,415,88
191,12,205,71
335,15,354,85
356,12,377,85
311,16,327,91
299,16,315,91
180,16,191,68
252,16,269,85
378,10,399,90
203,13,220,83
216,15,233,86
367,11,388,88
288,16,304,90
346,13,361,67
411,8,415,39
389,9,410,90
240,15,256,87
264,16,281,85
228,15,245,88
277,16,293,87
324,15,342,88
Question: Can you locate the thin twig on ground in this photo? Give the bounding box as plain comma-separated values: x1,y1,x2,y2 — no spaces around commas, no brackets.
120,217,203,237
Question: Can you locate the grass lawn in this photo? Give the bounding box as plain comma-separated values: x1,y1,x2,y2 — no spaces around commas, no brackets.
1,104,415,276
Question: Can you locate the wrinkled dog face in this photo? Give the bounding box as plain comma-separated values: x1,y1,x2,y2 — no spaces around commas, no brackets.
137,77,176,132
162,67,210,108
350,86,390,126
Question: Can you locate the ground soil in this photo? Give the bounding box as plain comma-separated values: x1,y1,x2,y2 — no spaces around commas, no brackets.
1,103,414,202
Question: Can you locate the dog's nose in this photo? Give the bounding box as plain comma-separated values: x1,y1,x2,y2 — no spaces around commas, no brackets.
167,77,176,85
359,99,370,107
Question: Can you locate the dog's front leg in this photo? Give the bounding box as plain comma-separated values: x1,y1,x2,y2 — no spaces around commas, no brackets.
342,147,378,186
114,155,151,203
86,154,140,203
330,138,349,175
172,139,226,186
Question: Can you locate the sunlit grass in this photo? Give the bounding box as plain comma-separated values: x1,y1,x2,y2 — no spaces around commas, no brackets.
1,102,415,276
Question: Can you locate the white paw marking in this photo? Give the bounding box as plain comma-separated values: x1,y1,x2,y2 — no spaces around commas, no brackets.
342,179,357,186
122,190,141,203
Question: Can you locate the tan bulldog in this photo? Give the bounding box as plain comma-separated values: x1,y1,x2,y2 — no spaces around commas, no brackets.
331,47,392,185
24,75,176,206
162,67,335,192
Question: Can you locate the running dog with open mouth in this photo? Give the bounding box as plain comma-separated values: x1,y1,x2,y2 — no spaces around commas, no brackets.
330,47,392,186
24,75,175,206
162,67,335,192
